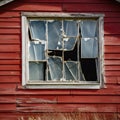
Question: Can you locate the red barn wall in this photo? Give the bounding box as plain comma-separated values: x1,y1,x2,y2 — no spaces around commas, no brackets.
0,0,120,119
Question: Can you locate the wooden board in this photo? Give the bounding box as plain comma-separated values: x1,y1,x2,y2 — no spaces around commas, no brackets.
105,54,120,60
16,103,118,113
0,45,20,52
0,53,20,59
16,0,115,4
104,35,120,45
105,46,120,53
0,76,20,83
0,71,20,76
62,4,120,12
0,60,20,65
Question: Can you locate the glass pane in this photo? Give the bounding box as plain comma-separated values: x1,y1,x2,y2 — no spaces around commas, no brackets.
29,20,46,40
64,21,78,37
29,41,45,60
48,21,62,50
29,41,35,61
48,70,51,80
29,62,45,80
48,57,63,80
80,20,97,37
64,37,77,50
81,38,98,58
64,61,78,80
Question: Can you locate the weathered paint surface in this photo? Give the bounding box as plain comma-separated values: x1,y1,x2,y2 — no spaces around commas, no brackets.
0,0,120,119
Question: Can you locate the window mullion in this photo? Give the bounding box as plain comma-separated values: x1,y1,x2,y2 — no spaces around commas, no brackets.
77,21,80,81
62,20,65,81
46,21,48,81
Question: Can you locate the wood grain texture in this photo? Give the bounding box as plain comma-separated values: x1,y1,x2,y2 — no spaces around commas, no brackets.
105,46,120,53
0,22,20,28
0,84,119,95
0,65,21,70
0,0,120,115
62,4,120,12
16,103,118,112
105,54,120,60
16,0,115,4
105,66,120,70
0,76,20,83
0,83,16,89
105,60,120,65
0,35,20,40
104,23,120,35
0,12,20,17
0,71,20,76
104,35,120,45
1,3,62,12
0,104,16,111
0,60,20,65
105,71,120,77
57,96,120,103
0,28,20,34
0,53,20,59
0,45,20,52
0,113,119,120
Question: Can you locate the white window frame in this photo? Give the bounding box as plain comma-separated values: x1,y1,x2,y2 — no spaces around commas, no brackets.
22,12,104,89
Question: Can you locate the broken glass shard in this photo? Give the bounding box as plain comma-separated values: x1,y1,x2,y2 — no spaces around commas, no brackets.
29,41,34,60
80,20,97,37
29,20,46,40
29,41,45,60
64,37,77,50
64,61,78,80
48,57,62,80
48,50,62,57
81,38,98,58
64,21,78,37
29,62,45,80
48,21,62,50
48,70,51,80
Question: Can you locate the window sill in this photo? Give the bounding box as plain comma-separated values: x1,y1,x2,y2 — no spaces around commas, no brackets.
23,81,102,89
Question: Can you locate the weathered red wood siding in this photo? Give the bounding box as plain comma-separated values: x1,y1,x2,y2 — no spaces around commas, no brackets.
0,0,120,119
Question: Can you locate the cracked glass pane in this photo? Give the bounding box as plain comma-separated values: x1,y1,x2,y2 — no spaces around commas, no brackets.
81,38,98,58
29,20,46,40
80,20,97,37
29,62,45,80
48,70,51,80
64,61,78,80
80,20,98,58
29,41,45,61
48,57,63,80
48,21,62,50
64,21,78,37
64,37,77,50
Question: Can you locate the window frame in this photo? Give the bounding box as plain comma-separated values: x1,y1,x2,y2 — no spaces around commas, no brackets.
22,12,104,89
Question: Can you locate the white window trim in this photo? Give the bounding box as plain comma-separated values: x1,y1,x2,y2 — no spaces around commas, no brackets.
22,12,104,89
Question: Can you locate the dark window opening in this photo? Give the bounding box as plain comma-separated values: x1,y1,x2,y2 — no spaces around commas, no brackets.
80,59,97,81
64,41,78,61
48,50,62,57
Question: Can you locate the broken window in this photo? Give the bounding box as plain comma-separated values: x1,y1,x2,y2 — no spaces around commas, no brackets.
22,13,104,88
28,19,99,82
